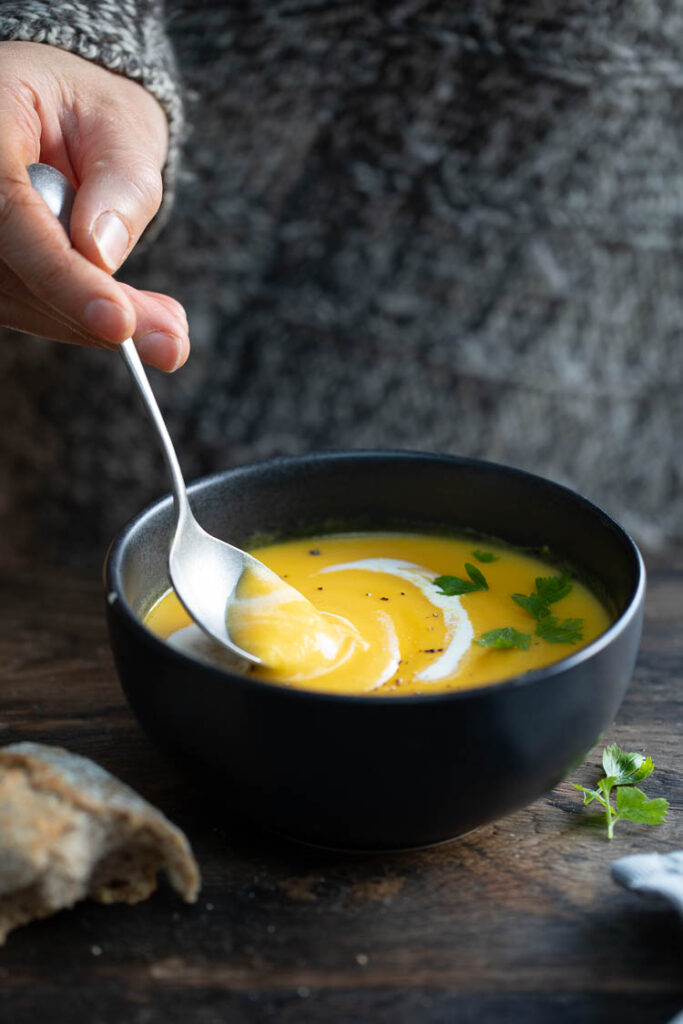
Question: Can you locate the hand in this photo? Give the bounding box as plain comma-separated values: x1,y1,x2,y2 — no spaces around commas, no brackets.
0,41,189,371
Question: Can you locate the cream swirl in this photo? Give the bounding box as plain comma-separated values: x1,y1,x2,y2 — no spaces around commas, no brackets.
319,558,473,682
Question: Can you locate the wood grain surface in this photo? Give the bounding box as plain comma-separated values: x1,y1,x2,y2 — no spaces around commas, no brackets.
0,550,681,1024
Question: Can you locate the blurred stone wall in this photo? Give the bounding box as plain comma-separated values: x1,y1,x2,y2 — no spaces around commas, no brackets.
1,0,682,565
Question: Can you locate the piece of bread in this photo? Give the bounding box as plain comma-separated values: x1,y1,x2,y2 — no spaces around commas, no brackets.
0,742,200,944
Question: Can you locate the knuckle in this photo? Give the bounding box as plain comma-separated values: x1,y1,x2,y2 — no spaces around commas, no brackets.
89,154,163,223
129,163,163,218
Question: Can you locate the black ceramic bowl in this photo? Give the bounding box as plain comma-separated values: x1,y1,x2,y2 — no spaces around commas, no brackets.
105,451,645,850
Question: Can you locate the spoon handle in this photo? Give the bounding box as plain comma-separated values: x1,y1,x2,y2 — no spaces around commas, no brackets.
27,163,190,522
116,337,189,516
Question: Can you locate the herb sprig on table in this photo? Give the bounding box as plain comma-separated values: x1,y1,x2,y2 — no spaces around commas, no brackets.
573,743,669,840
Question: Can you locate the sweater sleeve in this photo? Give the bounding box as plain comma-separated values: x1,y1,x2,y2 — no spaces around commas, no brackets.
0,0,184,228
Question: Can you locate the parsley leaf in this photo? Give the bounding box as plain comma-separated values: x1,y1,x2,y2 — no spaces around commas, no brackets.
615,787,669,826
535,572,573,604
602,742,654,785
535,616,584,644
512,592,552,621
572,742,668,839
475,627,531,650
465,563,488,589
472,549,499,563
512,571,574,634
434,563,489,596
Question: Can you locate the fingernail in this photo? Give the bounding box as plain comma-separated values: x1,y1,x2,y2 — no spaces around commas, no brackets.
93,212,130,271
136,331,185,372
83,298,133,342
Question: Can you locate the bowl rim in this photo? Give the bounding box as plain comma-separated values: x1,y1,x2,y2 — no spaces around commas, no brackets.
104,449,646,706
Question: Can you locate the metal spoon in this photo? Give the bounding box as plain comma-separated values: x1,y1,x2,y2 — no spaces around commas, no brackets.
28,162,274,665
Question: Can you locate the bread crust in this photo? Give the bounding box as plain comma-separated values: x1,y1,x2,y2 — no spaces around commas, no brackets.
0,742,200,944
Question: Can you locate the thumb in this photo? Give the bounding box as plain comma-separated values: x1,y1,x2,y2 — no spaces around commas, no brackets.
70,124,165,273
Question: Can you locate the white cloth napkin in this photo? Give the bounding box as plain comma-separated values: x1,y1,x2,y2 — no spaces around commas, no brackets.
612,852,683,1024
612,851,683,920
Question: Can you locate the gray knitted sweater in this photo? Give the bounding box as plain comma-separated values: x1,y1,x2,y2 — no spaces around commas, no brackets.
0,0,682,564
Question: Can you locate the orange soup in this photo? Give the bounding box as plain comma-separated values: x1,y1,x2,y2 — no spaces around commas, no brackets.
144,532,612,697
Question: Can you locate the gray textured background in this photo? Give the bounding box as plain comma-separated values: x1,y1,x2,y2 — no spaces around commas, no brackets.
1,0,682,565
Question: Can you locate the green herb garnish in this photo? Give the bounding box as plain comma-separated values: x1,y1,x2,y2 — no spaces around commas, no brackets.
535,572,573,604
434,563,489,596
535,616,584,645
472,549,499,563
513,572,573,618
512,571,582,643
573,743,668,840
475,627,531,650
511,592,551,621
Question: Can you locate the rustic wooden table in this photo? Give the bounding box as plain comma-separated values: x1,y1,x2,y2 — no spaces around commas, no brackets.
1,550,681,1024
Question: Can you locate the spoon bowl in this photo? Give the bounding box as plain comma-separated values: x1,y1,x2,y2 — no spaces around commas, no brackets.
167,498,264,661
